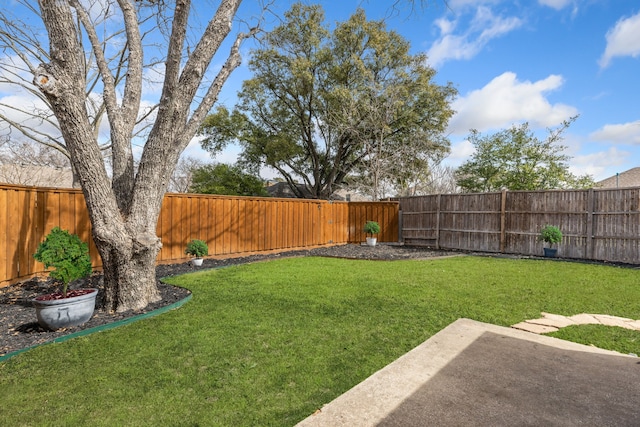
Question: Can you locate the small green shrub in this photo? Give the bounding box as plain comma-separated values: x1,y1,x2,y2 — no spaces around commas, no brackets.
540,225,562,247
363,221,380,236
33,227,92,297
185,239,209,257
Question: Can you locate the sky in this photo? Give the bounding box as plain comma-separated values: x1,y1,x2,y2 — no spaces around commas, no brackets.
1,0,639,184
191,0,640,183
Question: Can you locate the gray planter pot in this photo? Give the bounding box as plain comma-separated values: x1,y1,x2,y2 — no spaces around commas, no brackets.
33,288,98,331
543,247,558,258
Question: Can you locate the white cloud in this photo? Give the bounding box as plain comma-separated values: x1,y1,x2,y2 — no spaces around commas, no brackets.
0,94,62,139
599,12,640,68
427,7,523,67
448,72,578,135
537,0,573,11
0,55,37,95
433,17,456,35
180,139,280,179
182,135,240,164
142,63,166,97
569,147,630,181
589,120,640,145
446,139,475,166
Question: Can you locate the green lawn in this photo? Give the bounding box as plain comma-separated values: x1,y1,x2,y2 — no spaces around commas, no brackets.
1,256,639,426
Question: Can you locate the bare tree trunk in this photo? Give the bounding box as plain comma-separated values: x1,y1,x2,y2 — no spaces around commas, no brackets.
71,162,81,189
98,232,161,312
32,0,251,312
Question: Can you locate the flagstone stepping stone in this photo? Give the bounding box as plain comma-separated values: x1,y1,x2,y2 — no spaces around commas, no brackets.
512,313,640,334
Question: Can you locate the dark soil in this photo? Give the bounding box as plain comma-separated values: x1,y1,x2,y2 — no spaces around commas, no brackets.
1,244,451,358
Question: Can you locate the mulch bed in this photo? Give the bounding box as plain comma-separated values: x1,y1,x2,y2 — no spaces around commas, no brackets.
1,244,452,358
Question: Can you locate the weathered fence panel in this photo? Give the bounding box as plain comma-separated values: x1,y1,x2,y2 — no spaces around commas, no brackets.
397,187,640,264
400,194,439,246
503,190,591,259
0,184,399,287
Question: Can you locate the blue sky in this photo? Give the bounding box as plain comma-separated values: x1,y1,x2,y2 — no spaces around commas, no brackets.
193,0,640,183
1,1,638,184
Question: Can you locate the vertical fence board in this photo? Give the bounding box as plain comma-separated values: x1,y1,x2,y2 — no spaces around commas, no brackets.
252,199,260,251
7,189,22,279
170,196,182,259
23,189,38,277
197,197,207,242
219,198,230,255
335,203,342,243
284,201,292,248
299,202,306,246
321,203,332,244
43,191,59,236
32,191,46,273
293,201,300,247
301,202,308,246
209,198,218,254
0,188,7,282
236,198,245,252
15,189,30,277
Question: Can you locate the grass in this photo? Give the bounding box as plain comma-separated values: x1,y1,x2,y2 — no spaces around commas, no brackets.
1,256,639,426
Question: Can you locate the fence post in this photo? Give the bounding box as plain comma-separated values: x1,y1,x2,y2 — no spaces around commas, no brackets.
500,190,507,253
435,194,441,249
585,188,594,260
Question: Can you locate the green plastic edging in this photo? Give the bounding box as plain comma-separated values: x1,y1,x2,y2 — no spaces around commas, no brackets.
0,293,192,363
2,263,246,363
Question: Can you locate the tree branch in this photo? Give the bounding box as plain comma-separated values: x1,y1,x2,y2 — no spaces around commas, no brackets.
185,27,257,144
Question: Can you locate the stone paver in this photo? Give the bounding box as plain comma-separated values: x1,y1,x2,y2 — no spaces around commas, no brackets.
591,314,636,329
512,313,640,334
541,312,577,325
511,322,559,334
526,312,576,328
627,320,640,330
568,313,600,325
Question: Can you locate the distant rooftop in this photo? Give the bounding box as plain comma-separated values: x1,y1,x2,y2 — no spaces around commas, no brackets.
596,167,640,189
265,181,370,201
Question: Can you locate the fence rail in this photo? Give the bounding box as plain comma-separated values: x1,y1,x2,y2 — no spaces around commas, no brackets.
396,187,640,264
0,184,399,287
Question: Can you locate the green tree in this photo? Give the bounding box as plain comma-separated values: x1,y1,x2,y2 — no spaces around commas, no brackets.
189,163,269,197
455,118,594,192
199,3,456,199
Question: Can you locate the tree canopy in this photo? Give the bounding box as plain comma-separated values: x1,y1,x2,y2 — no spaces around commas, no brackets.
189,163,269,197
199,3,456,199
455,119,594,192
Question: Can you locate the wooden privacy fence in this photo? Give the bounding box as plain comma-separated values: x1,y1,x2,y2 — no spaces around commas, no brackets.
0,184,399,287
397,187,640,264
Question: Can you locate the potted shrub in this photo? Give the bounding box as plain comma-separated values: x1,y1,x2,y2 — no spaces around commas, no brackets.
185,239,208,266
363,221,381,247
32,227,97,330
540,225,562,258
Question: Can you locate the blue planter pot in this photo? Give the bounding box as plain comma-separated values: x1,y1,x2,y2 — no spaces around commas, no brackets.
33,288,98,331
543,248,558,258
